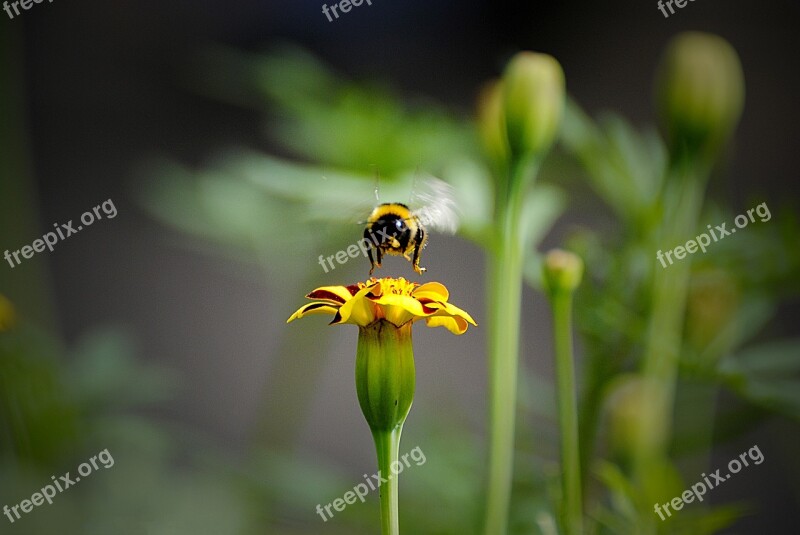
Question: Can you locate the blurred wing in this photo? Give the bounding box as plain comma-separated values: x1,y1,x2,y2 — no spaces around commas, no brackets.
409,175,460,234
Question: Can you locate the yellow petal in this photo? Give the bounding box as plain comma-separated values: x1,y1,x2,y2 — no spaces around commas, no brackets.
370,293,428,327
424,315,469,335
412,282,450,302
332,283,379,327
436,301,478,326
287,302,340,323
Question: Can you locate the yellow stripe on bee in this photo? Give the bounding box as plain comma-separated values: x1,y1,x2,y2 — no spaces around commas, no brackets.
368,203,414,222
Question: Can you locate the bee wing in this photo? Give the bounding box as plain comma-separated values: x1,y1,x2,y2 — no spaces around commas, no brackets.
408,174,460,235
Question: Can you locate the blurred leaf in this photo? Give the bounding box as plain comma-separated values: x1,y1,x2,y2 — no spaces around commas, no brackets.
0,325,78,465
251,46,477,174
193,44,477,176
666,504,748,535
718,339,800,419
719,339,800,376
441,159,495,244
67,328,177,411
595,461,640,524
560,99,667,227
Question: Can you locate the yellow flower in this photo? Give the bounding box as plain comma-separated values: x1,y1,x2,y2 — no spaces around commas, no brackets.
287,277,475,534
287,277,476,335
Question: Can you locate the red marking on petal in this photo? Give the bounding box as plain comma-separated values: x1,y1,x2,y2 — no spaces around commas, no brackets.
307,289,347,304
303,303,334,313
416,297,440,314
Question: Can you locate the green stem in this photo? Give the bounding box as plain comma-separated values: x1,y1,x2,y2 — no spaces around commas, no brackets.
355,321,415,535
634,159,710,531
551,290,583,535
373,428,402,535
484,158,535,535
0,23,57,329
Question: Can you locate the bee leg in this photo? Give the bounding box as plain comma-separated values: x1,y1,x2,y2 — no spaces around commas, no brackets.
367,247,376,275
376,247,383,268
412,227,427,274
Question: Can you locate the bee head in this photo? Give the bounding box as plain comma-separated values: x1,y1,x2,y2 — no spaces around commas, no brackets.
366,213,410,246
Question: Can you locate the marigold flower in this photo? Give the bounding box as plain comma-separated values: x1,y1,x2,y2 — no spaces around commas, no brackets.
287,277,476,335
287,277,475,535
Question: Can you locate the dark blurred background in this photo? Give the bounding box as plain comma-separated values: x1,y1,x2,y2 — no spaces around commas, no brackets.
2,0,799,532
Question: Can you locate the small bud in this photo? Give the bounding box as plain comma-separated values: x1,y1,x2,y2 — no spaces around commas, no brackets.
0,294,16,332
543,249,583,295
502,52,565,159
687,269,739,354
605,375,667,460
656,32,745,158
476,80,509,166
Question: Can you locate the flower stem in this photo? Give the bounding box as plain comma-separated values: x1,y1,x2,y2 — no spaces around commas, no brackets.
634,158,710,531
639,162,707,445
355,321,415,535
550,289,583,535
485,158,535,535
372,427,402,535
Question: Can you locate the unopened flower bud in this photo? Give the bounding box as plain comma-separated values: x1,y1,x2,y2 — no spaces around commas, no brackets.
656,32,745,159
543,249,584,295
502,52,565,159
0,294,16,332
477,80,509,166
687,269,739,354
605,375,666,460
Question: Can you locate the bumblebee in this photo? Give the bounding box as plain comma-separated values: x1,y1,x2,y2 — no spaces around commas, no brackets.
364,203,428,275
361,175,459,276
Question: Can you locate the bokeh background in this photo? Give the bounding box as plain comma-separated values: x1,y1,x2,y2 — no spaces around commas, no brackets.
2,0,799,533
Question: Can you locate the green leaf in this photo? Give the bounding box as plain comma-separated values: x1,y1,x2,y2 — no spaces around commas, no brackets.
720,339,800,376
719,339,800,419
560,99,667,226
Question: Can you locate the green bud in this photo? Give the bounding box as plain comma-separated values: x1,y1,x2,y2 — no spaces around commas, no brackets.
502,52,565,159
604,375,667,460
542,249,584,295
477,80,510,167
355,320,415,432
656,32,745,159
0,294,16,332
687,268,739,355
